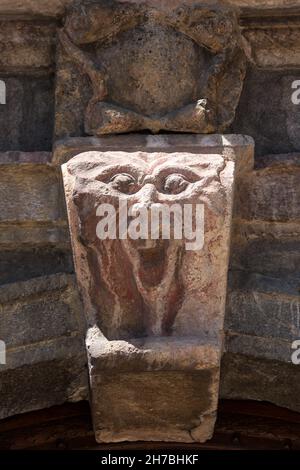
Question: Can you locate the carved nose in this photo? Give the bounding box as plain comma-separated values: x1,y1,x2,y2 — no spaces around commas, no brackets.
139,183,157,207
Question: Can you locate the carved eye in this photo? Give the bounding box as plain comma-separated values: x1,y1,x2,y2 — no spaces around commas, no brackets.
110,173,137,194
163,174,189,195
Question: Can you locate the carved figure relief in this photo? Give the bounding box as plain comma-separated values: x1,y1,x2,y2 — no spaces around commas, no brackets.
56,0,246,136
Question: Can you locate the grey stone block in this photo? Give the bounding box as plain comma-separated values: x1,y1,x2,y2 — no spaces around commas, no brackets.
0,165,64,223
0,21,56,70
232,68,300,157
0,358,88,420
0,274,88,419
243,27,300,68
0,76,54,152
220,353,300,413
0,274,83,350
226,289,300,342
0,248,73,285
231,239,300,276
236,171,300,221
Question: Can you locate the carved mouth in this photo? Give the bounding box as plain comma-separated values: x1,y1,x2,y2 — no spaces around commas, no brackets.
135,240,169,287
137,240,168,261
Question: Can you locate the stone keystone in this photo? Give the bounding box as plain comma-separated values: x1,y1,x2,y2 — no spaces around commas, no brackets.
62,134,254,443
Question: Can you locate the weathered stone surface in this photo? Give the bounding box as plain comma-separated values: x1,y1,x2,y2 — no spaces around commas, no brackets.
53,134,254,167
232,220,300,246
222,145,300,412
0,275,82,349
235,168,300,222
0,165,64,223
0,225,70,250
63,146,243,340
0,1,297,18
255,152,300,171
0,22,56,70
226,289,300,343
0,157,71,250
229,269,300,298
0,357,87,420
225,332,293,364
62,134,253,442
232,69,300,157
93,371,217,442
1,0,300,432
0,76,54,152
243,27,300,68
0,248,73,285
0,0,73,17
0,151,51,165
55,0,246,137
283,76,300,151
220,353,300,413
0,274,88,419
231,239,300,275
88,328,219,442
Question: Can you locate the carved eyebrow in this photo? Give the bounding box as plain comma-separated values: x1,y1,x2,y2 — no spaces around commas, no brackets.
94,165,143,182
152,167,202,182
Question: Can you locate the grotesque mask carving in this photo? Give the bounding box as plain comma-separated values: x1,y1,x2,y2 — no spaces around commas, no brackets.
61,132,256,444
64,150,230,340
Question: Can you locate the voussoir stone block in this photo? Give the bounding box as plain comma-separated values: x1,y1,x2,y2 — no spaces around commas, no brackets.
62,134,254,443
0,22,56,70
0,274,88,419
235,170,300,222
0,76,54,152
243,28,300,68
233,69,300,157
0,164,64,223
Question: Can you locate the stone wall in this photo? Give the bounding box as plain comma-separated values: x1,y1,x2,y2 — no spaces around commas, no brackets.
1,0,300,419
222,9,300,410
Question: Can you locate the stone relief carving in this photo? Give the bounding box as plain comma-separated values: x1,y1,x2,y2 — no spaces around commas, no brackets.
61,137,249,442
63,149,230,341
56,0,246,136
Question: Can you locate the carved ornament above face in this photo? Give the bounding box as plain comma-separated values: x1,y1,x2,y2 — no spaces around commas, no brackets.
58,0,246,136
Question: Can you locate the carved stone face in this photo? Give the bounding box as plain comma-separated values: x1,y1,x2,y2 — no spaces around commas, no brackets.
65,150,227,339
56,0,246,137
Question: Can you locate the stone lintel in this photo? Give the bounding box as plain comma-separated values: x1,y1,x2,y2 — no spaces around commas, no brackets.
54,134,254,169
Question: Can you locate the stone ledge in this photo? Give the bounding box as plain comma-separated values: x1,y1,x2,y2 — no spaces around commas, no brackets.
87,329,220,374
53,134,254,167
